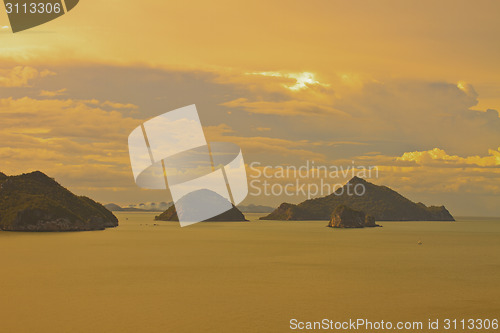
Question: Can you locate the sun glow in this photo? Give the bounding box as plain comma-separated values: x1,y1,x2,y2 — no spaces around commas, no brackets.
246,71,323,91
457,81,467,91
287,72,319,90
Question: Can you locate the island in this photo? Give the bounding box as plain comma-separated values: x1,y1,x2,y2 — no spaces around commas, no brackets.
155,189,247,222
261,176,454,221
328,205,380,228
0,171,118,231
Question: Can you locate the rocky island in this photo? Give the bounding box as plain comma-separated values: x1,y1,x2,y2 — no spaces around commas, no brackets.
328,205,380,228
261,176,454,221
0,171,118,231
155,189,247,222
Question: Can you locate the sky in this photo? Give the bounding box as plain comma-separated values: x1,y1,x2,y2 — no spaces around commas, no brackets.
0,0,499,216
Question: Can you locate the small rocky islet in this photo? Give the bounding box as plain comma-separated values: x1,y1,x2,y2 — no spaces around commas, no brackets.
0,171,118,232
328,204,381,228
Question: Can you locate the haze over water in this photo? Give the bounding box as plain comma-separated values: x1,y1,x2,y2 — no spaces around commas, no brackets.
0,213,499,333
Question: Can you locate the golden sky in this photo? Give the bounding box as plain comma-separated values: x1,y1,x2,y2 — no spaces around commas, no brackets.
0,0,499,215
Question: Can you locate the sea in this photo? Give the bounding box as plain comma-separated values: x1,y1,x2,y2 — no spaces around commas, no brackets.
0,213,499,332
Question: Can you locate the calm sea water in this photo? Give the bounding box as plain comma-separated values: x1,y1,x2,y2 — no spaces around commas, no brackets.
0,213,499,332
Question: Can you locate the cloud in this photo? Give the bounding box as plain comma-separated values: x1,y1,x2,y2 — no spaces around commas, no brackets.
312,140,370,147
221,98,346,116
397,147,500,168
0,66,55,87
246,71,329,91
39,88,67,97
221,71,500,157
100,101,139,110
342,147,500,198
204,124,326,161
0,97,140,140
376,164,500,195
0,63,498,213
0,96,142,198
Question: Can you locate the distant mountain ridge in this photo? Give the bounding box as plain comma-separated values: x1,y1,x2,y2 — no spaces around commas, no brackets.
105,202,172,212
237,204,275,213
261,177,454,221
0,171,118,231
